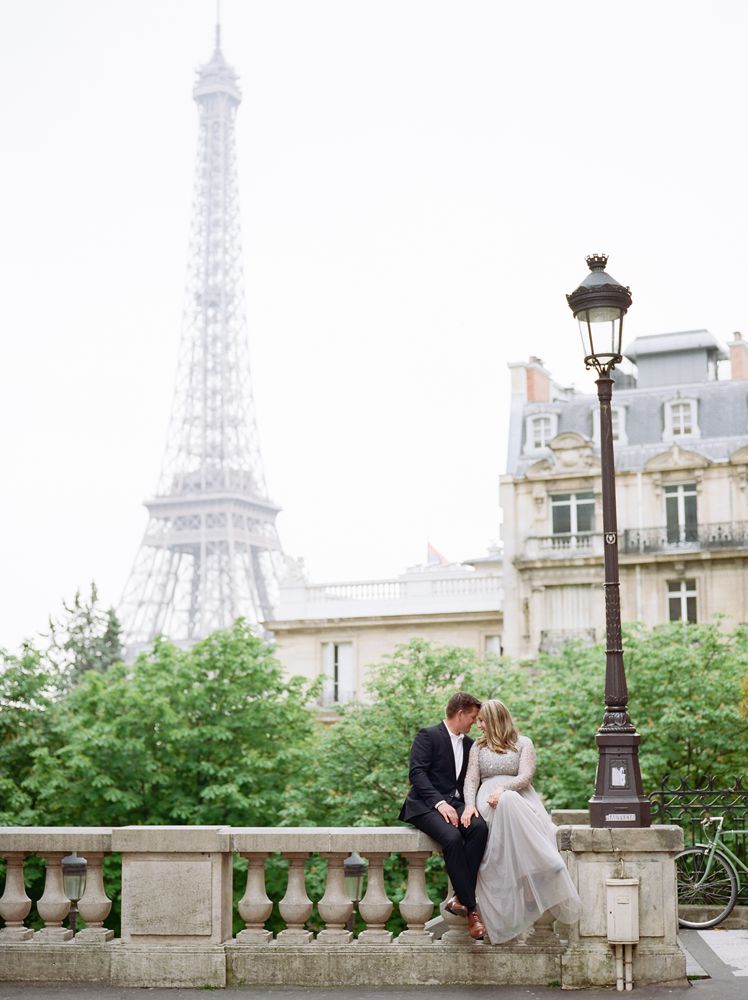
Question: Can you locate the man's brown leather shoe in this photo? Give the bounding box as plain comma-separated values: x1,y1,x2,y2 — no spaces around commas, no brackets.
445,895,468,917
467,911,485,940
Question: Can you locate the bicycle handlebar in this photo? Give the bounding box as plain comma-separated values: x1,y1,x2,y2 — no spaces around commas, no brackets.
701,815,725,830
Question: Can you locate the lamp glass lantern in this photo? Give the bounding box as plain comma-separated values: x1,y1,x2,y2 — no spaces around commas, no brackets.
62,852,88,936
343,850,368,904
61,853,87,903
566,253,632,375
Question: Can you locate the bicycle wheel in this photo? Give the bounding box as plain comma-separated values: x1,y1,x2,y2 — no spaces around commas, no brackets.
676,847,738,929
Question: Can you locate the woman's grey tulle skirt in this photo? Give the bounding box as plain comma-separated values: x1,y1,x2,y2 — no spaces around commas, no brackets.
476,775,582,944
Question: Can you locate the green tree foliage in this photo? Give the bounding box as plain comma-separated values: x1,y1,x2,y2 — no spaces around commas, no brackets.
286,624,748,827
45,583,123,685
504,622,747,809
0,643,61,825
26,620,317,828
740,660,748,720
626,621,748,789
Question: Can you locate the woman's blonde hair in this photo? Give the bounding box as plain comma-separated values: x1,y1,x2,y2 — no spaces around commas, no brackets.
477,698,519,754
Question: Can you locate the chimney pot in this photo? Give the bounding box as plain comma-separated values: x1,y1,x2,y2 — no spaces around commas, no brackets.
729,332,748,380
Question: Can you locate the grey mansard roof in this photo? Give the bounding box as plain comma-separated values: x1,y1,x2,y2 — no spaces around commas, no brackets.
510,378,748,478
506,328,748,478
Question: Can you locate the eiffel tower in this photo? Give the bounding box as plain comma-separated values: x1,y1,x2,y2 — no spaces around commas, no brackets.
120,22,282,649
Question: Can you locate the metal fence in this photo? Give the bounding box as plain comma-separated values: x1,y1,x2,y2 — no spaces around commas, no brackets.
648,776,748,902
622,521,748,554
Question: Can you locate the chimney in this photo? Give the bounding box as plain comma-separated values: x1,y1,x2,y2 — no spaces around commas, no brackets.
729,332,748,380
526,356,551,403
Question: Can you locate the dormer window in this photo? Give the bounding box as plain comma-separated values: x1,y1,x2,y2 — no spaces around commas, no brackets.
671,402,693,435
525,413,558,452
664,398,699,441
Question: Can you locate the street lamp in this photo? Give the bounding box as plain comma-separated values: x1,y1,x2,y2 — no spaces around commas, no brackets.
566,253,651,829
61,853,87,935
343,850,368,933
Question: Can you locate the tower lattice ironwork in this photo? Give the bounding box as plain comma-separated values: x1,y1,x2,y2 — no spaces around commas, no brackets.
120,25,282,648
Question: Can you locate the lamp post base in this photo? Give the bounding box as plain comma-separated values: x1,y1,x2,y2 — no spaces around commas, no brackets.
589,732,651,828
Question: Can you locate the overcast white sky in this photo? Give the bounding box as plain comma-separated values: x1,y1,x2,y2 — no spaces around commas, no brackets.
2,0,748,650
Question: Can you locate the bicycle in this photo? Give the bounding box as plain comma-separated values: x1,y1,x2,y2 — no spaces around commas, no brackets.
675,815,746,929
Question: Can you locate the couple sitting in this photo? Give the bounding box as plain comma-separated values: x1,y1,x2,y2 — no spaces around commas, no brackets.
399,692,582,943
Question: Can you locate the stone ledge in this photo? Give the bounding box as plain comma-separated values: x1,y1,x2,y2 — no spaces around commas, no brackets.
679,903,748,929
110,943,226,988
225,942,563,986
111,825,231,853
0,938,686,989
231,826,439,854
0,943,111,983
561,941,687,988
558,824,684,853
551,809,589,825
0,828,112,853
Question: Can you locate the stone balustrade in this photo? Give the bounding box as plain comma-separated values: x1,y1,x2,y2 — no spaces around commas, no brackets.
0,823,687,989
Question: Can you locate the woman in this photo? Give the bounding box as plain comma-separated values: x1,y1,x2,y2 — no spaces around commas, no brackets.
460,698,582,944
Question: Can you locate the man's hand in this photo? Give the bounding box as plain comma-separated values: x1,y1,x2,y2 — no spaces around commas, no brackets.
486,789,504,809
436,802,459,826
460,806,479,828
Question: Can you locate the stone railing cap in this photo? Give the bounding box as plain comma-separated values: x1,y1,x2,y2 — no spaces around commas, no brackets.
556,824,684,852
111,825,231,853
232,826,439,854
0,827,112,853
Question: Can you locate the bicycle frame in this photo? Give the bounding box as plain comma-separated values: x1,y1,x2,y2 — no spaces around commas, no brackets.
692,816,746,893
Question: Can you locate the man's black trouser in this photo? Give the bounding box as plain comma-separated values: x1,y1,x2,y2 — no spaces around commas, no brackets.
409,800,488,912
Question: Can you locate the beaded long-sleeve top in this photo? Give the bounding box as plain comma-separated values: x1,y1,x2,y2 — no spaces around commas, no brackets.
463,735,537,809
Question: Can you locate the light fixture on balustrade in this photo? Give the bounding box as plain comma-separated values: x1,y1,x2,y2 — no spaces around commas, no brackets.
343,850,368,932
61,853,87,935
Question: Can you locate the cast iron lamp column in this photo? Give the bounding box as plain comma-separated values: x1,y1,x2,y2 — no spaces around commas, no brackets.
566,253,651,828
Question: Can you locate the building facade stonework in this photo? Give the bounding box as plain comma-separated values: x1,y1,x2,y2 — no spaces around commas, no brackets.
501,330,748,659
265,557,503,712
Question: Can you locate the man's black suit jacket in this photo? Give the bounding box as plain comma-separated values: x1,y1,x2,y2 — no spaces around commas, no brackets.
399,721,473,822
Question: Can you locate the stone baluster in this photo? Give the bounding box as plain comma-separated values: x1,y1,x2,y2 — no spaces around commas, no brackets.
439,879,472,946
36,853,72,941
357,852,393,944
530,907,561,945
316,853,353,944
277,852,313,944
397,852,434,944
236,852,273,944
75,853,114,942
0,853,33,941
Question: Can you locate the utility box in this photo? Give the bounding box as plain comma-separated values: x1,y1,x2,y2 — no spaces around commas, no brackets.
606,878,640,943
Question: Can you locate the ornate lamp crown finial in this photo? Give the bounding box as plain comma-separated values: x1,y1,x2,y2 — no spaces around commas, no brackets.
586,253,609,272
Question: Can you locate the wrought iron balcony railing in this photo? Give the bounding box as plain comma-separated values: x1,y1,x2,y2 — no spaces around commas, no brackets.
622,521,748,554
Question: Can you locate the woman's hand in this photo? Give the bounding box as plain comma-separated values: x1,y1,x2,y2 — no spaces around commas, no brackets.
486,789,504,809
460,806,479,828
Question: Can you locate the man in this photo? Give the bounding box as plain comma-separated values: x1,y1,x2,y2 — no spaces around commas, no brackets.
399,691,488,939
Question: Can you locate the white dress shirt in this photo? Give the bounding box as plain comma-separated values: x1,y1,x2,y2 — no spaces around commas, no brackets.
435,721,464,810
447,724,464,778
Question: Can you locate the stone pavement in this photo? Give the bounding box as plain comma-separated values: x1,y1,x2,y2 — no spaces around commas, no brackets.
695,928,748,976
0,930,745,1000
